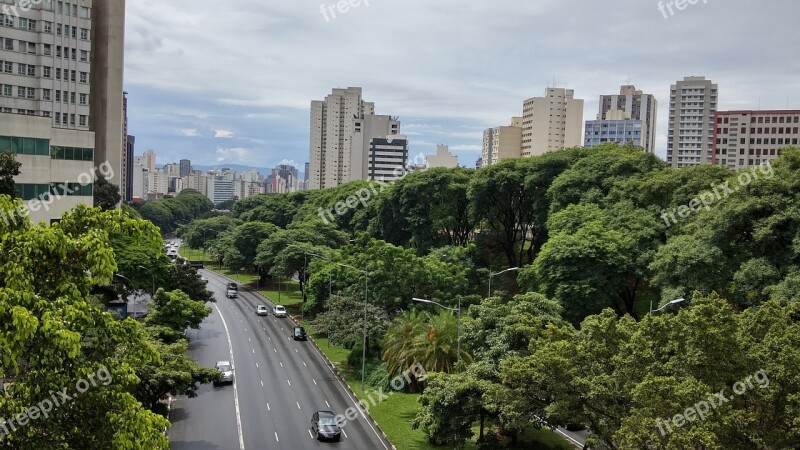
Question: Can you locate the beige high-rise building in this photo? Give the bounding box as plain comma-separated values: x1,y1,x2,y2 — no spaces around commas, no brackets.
349,114,401,181
482,117,523,167
425,145,458,169
0,0,126,223
667,76,718,168
142,149,156,172
522,88,584,157
307,87,375,190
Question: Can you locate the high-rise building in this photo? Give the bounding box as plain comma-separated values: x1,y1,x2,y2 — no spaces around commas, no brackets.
367,135,408,182
712,110,800,169
425,145,459,169
124,135,134,201
349,114,401,181
269,164,299,193
596,85,658,153
308,87,376,189
482,117,523,167
0,0,126,223
121,92,130,202
131,162,147,200
667,76,718,168
522,88,584,157
179,159,191,177
142,149,156,172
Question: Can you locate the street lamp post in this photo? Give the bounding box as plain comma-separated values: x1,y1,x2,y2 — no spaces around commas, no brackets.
488,267,519,297
650,297,687,314
137,265,156,297
413,297,462,371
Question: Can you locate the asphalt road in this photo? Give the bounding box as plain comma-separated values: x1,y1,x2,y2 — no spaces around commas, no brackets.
169,269,393,450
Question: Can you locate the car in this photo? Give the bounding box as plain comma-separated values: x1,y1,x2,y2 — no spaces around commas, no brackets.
199,275,208,283
214,361,234,386
311,410,341,441
273,305,287,318
292,325,308,341
226,288,238,299
227,282,238,291
256,305,269,316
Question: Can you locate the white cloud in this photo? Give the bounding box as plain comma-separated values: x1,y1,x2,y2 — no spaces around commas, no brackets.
215,147,250,163
177,128,201,137
214,129,235,138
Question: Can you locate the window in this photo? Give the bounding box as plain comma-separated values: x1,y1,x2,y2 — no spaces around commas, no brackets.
18,18,28,30
70,26,76,39
17,64,26,76
28,20,36,31
55,90,61,102
27,65,35,76
79,72,87,83
80,50,87,62
3,38,12,50
71,48,76,60
17,87,25,98
1,14,13,27
61,90,67,103
56,46,62,57
80,28,88,40
55,112,60,124
55,68,61,79
43,89,51,101
69,114,75,125
79,6,90,19
1,85,11,96
26,42,35,54
43,44,51,55
61,114,67,125
72,4,78,16
26,88,35,99
44,21,52,33
57,1,63,14
79,115,87,127
3,61,11,73
79,93,87,105
56,23,62,36
70,92,75,104
0,136,51,157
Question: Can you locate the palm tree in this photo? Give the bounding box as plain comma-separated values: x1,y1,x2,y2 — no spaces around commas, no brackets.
415,311,470,374
381,309,427,380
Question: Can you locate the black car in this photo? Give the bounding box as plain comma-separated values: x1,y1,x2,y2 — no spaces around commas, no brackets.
292,326,308,341
311,410,341,441
227,282,238,291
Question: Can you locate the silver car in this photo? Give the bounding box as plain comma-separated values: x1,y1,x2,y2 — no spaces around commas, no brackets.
256,305,269,316
214,361,234,386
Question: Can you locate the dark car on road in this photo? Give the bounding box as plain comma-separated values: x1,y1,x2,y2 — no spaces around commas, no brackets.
227,282,238,291
311,410,341,441
292,326,308,341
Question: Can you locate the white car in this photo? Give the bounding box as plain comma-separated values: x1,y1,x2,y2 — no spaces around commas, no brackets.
273,305,287,318
226,288,238,299
214,361,234,386
256,305,269,316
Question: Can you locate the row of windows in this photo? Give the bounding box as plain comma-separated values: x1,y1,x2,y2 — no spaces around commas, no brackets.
0,84,88,104
717,137,799,146
0,1,90,17
718,127,800,135
15,182,93,201
54,112,88,127
0,136,50,156
718,116,800,124
1,38,89,61
51,146,93,161
1,62,90,83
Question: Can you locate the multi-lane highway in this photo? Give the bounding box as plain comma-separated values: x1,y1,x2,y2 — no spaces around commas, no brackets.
169,269,393,450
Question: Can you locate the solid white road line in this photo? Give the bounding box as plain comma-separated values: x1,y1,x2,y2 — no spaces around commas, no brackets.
275,432,279,442
555,428,584,448
280,362,283,368
325,400,330,408
313,379,317,386
215,304,245,450
287,379,291,386
267,403,271,411
342,429,348,439
296,402,301,410
308,430,314,439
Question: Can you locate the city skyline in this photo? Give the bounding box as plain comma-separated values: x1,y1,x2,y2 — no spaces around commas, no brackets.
123,0,800,169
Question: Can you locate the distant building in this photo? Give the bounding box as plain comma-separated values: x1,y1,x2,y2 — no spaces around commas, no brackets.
475,158,483,169
142,149,157,172
425,145,459,169
179,159,191,177
483,117,523,167
124,135,135,202
667,76,718,168
522,88,584,157
270,164,300,193
207,178,234,205
350,114,402,181
368,135,408,182
597,85,658,153
584,120,643,148
713,110,800,169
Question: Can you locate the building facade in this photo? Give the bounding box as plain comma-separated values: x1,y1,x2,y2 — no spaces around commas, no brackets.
0,0,125,223
584,120,643,148
522,88,584,157
368,135,408,182
308,87,375,189
482,117,523,167
667,76,718,168
425,144,458,169
712,110,800,169
597,85,657,153
349,114,401,181
179,159,191,177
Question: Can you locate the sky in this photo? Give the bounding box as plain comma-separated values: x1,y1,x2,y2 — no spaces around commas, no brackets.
124,0,800,171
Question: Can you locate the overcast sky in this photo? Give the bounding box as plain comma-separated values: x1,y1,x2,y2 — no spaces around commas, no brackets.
124,0,800,171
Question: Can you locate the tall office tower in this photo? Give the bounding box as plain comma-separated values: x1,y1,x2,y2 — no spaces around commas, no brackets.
712,110,800,169
521,88,584,157
308,87,375,190
367,135,408,182
303,162,309,187
482,117,523,167
142,149,156,171
597,85,658,153
124,134,134,201
179,159,191,177
349,114,401,181
121,91,129,201
0,0,126,223
667,76,718,168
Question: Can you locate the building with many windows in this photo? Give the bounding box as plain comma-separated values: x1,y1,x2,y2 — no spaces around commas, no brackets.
482,117,523,167
584,119,643,148
522,88,584,157
367,135,408,182
596,85,657,153
712,110,800,169
0,0,126,222
667,76,718,168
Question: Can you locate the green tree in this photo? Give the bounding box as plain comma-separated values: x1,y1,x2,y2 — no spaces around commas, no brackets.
0,152,21,197
145,289,212,344
93,175,121,210
139,201,173,234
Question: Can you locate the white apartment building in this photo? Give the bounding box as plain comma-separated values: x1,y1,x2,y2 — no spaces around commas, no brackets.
350,114,401,181
667,76,718,168
597,85,658,153
147,168,168,195
206,178,234,205
308,87,376,189
522,88,584,157
425,145,458,169
0,0,125,223
131,162,147,199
